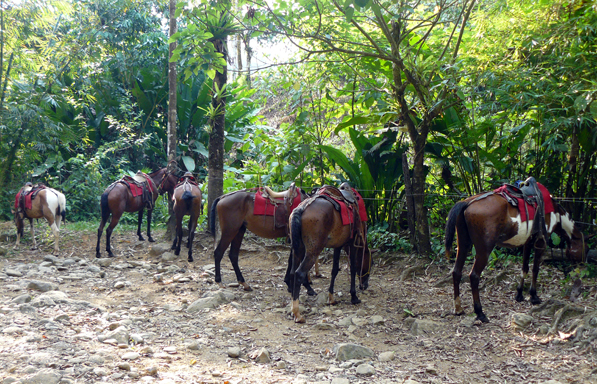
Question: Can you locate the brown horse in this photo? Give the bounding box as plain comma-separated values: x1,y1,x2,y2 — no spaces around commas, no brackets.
445,184,588,323
96,168,178,258
171,173,203,262
12,186,66,254
287,186,371,323
209,185,309,291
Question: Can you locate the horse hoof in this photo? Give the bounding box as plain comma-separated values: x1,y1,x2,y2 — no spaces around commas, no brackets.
96,254,102,259
307,289,317,296
477,314,490,323
314,273,325,279
174,250,180,256
242,284,253,292
138,236,145,241
530,296,542,305
351,298,361,305
188,258,193,263
148,237,155,243
515,293,525,302
294,315,306,324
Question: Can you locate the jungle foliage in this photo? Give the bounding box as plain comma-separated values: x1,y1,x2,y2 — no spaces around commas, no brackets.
0,0,595,256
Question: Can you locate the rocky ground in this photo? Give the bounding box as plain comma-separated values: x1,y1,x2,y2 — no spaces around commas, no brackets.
0,221,596,384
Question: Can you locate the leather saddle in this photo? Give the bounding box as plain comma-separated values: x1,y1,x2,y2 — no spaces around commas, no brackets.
15,183,46,214
122,172,155,209
261,182,299,230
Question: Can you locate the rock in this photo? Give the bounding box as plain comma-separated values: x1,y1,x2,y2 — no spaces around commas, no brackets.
101,326,129,346
185,341,199,350
3,377,18,384
93,367,108,376
331,379,350,384
511,313,534,330
26,280,59,292
144,366,158,376
404,318,443,336
5,269,23,277
118,362,131,371
2,326,22,334
355,363,375,376
338,316,354,327
370,315,384,325
13,293,32,304
122,352,140,360
187,290,235,312
161,252,177,262
276,361,287,369
20,369,61,384
539,381,564,384
314,321,335,331
43,255,60,264
404,380,422,384
87,265,101,273
351,317,368,327
96,258,113,267
228,347,241,358
164,346,177,354
249,347,271,363
378,351,395,362
149,243,171,257
425,364,438,374
333,343,374,361
114,281,126,289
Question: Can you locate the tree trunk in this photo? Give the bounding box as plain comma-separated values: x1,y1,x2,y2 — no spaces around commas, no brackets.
402,153,417,252
412,135,432,255
245,35,252,88
207,37,228,228
164,0,178,241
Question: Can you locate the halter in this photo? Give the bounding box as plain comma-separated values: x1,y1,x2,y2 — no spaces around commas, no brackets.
156,169,172,194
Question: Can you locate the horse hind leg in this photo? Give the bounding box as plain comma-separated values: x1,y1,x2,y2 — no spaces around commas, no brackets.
228,226,251,291
187,213,198,263
137,210,145,241
327,248,342,305
106,210,123,258
452,235,471,316
470,249,490,323
29,218,37,249
516,242,532,302
529,242,545,305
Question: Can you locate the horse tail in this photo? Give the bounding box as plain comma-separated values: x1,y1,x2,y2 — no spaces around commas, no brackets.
209,196,222,237
182,190,195,211
100,192,111,223
290,204,305,260
445,201,468,259
57,192,66,226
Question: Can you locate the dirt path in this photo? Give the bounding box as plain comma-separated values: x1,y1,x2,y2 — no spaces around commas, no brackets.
0,222,595,384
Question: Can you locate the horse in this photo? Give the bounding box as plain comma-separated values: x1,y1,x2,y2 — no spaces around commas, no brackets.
445,180,588,323
287,184,371,323
171,172,203,262
96,167,178,258
209,184,310,291
12,184,66,254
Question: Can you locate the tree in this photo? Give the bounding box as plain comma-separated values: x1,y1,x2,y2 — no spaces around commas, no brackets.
248,0,475,254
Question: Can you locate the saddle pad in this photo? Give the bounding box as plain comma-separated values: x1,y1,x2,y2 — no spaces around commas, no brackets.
253,189,301,216
125,181,144,198
14,185,44,211
321,193,354,226
493,183,554,222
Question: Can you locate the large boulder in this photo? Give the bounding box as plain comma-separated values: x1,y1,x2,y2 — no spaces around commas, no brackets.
333,343,374,361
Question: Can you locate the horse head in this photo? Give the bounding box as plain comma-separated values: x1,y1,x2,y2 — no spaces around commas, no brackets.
358,244,372,290
152,168,178,195
552,203,589,262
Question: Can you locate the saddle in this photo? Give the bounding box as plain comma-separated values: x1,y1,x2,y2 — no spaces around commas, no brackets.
175,173,199,189
315,185,367,250
260,182,299,230
14,183,46,214
120,171,156,209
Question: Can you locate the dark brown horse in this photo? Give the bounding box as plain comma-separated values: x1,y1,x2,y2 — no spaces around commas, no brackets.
12,185,66,254
445,185,588,323
209,185,309,291
96,168,178,258
287,186,371,323
171,173,203,262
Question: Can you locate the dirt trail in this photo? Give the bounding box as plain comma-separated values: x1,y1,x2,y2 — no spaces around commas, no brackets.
0,222,595,384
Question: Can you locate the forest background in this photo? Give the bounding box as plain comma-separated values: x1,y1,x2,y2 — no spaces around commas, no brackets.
0,0,595,266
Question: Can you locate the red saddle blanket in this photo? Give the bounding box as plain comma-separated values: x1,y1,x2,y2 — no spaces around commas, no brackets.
493,183,554,222
253,189,302,216
318,186,368,226
14,185,46,211
124,181,144,197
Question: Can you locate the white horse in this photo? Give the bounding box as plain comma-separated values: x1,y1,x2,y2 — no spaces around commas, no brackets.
12,186,66,254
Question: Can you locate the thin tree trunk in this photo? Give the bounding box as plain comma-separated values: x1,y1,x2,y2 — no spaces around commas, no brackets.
207,37,228,228
412,136,431,255
245,35,252,88
402,153,417,252
164,0,178,241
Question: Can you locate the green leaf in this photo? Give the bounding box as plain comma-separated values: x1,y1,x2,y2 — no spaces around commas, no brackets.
354,0,369,8
335,116,371,133
206,69,216,80
551,232,561,246
182,156,196,172
574,95,589,113
345,6,354,22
